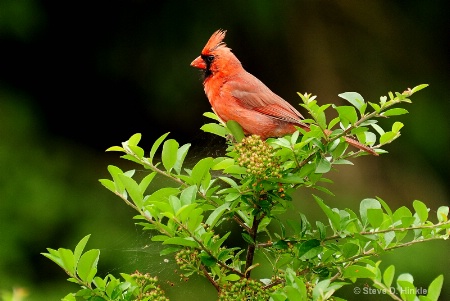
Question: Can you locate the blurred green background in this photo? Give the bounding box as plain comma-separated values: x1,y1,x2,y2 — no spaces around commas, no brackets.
1,1,449,300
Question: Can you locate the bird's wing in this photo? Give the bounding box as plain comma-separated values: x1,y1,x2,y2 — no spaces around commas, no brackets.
228,76,305,125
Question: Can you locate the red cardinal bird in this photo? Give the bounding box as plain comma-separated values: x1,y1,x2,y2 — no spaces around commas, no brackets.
191,29,377,156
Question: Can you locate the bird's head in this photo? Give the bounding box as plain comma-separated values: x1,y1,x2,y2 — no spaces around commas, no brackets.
191,29,241,80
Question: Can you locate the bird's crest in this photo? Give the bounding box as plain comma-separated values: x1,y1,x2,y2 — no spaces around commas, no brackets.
202,29,228,54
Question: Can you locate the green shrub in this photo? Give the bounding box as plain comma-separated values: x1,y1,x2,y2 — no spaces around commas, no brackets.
44,84,448,300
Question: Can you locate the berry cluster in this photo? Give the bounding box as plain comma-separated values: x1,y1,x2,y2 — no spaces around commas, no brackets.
218,278,274,300
130,271,169,301
234,135,281,180
175,248,200,276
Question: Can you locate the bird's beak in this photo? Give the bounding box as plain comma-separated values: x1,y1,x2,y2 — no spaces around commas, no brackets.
190,56,206,69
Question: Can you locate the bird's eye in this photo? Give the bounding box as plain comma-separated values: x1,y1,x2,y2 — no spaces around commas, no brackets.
202,55,214,63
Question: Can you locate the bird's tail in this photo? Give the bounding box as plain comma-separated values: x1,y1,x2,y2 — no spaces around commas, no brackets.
319,128,377,156
343,136,378,156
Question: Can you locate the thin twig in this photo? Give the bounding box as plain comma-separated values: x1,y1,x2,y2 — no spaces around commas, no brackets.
174,217,245,277
262,278,284,290
372,280,403,301
200,264,220,292
324,220,450,242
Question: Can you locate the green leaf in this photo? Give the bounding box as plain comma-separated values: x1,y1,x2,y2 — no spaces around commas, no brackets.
105,146,125,152
241,233,255,244
201,123,228,138
99,179,116,193
187,208,204,233
203,111,222,121
338,92,365,112
199,253,216,267
426,274,443,301
120,154,142,165
364,131,376,146
62,294,77,301
370,123,385,136
401,216,416,228
127,145,144,159
212,158,235,170
437,206,449,223
128,133,141,146
285,286,304,301
328,117,340,130
191,157,214,185
413,200,428,223
335,106,358,126
382,108,409,117
377,197,393,217
161,139,179,172
159,247,181,256
146,187,180,205
297,239,322,260
180,185,197,206
315,157,331,174
343,265,376,279
210,232,231,253
333,159,354,166
367,208,384,228
226,120,245,142
137,174,155,197
383,265,395,288
392,121,404,133
388,91,395,100
277,175,304,184
107,165,125,195
342,243,359,258
315,196,341,231
397,273,416,301
173,143,191,174
176,203,198,223
151,235,170,242
59,248,76,275
316,221,327,240
369,102,381,113
393,206,412,226
379,131,397,144
205,203,229,228
223,164,247,174
360,198,381,226
118,174,143,209
272,137,291,148
311,279,334,301
223,274,241,282
163,237,199,248
41,249,64,270
291,130,300,145
92,276,106,290
410,84,429,94
169,195,181,214
383,231,396,247
74,235,91,265
149,132,170,163
77,249,100,283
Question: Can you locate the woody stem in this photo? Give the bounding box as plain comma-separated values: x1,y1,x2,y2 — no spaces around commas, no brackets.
245,214,261,278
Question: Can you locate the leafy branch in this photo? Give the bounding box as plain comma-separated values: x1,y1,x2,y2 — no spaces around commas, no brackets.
44,84,447,301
